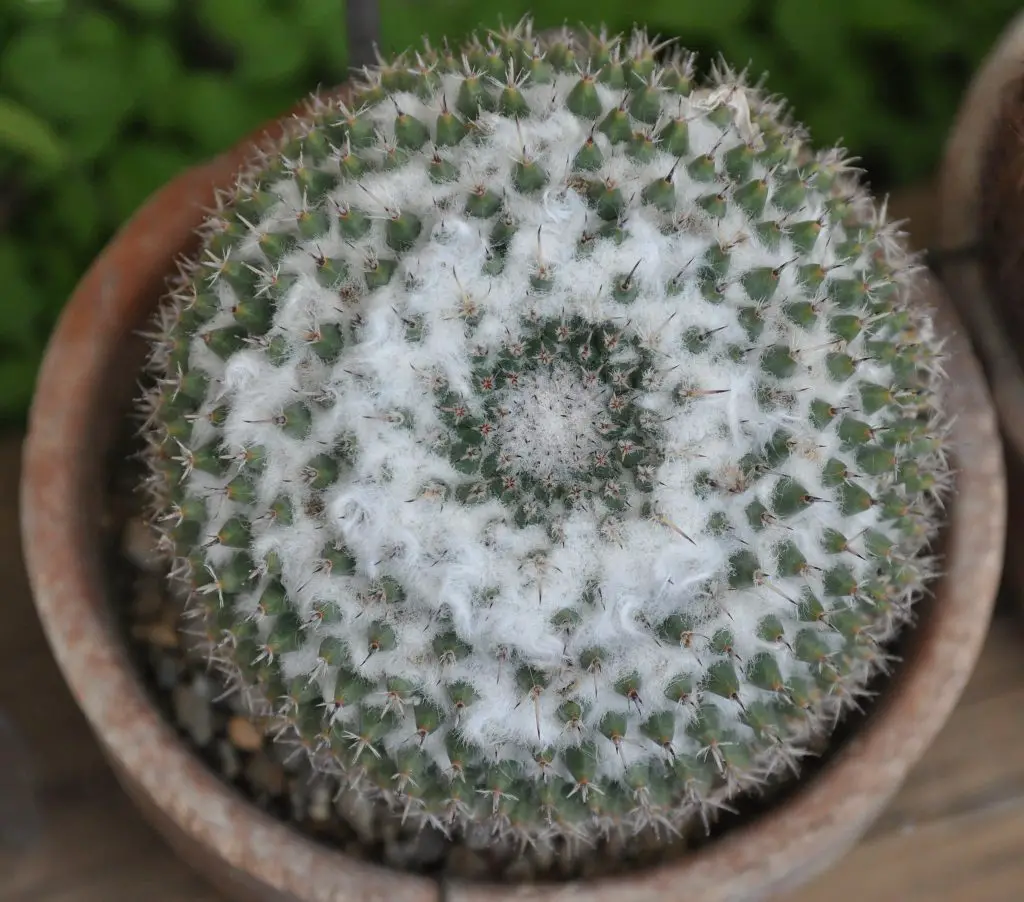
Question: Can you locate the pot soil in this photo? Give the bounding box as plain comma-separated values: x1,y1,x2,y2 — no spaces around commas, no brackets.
22,84,1006,902
938,10,1024,610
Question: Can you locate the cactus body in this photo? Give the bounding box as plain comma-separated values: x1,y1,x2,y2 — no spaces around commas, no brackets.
140,20,950,852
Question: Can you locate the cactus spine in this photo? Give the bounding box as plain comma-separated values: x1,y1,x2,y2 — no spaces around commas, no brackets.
139,19,950,855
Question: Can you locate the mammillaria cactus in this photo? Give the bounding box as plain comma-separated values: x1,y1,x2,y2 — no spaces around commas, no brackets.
139,19,950,856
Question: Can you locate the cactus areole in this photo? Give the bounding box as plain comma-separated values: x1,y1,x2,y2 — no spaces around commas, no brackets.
139,21,951,856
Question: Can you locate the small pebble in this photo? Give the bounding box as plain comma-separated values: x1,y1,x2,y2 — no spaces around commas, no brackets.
308,781,332,823
528,842,556,872
287,778,308,822
268,737,304,766
226,693,249,716
149,650,182,691
131,574,165,619
383,826,448,869
122,517,163,572
378,813,403,844
217,740,241,781
555,850,578,878
191,673,214,700
335,788,378,843
172,681,214,747
131,621,179,649
227,716,264,752
464,822,497,851
445,846,493,880
503,856,536,882
342,839,372,860
246,754,286,797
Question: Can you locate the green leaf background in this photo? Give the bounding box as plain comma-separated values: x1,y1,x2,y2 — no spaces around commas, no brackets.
0,0,1018,424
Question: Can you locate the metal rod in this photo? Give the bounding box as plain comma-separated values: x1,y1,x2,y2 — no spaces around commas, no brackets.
346,0,382,72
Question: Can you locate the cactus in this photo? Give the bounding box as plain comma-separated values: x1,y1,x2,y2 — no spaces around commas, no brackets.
139,19,950,855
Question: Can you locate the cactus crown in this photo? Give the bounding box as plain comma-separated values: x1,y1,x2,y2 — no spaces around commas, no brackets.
140,19,950,856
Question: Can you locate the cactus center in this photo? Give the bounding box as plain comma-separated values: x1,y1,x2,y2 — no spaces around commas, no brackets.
437,318,664,526
496,361,608,480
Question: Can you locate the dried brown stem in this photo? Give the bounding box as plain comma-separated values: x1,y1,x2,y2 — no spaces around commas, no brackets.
979,75,1024,339
346,0,381,72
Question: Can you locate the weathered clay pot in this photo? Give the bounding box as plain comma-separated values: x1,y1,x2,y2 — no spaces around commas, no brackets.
21,83,1006,902
938,9,1024,608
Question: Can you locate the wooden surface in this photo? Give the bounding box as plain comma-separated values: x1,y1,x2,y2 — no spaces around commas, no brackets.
4,188,1024,901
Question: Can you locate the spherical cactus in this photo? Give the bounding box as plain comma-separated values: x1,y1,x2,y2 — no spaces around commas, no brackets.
139,19,950,855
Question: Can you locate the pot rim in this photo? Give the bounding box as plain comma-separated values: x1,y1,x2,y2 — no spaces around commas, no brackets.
20,91,1007,902
938,9,1024,459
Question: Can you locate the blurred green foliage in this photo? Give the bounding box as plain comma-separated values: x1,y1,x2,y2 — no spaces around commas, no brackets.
0,0,1019,423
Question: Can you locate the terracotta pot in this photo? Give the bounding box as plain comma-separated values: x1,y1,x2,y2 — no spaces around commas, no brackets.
938,9,1024,606
21,83,1006,902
